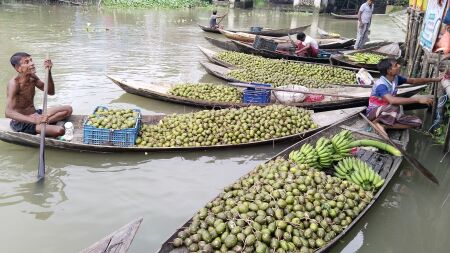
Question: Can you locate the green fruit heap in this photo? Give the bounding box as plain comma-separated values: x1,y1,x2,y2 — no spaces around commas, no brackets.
334,157,385,191
85,107,139,130
136,105,318,147
289,143,319,169
331,130,354,160
216,51,356,88
345,52,386,65
315,137,334,169
168,83,242,103
172,157,373,252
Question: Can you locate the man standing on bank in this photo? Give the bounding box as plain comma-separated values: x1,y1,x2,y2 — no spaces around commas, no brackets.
5,52,72,137
355,0,374,49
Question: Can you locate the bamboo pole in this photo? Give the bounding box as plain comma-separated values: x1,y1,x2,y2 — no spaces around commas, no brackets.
431,53,442,121
405,8,414,60
444,118,450,153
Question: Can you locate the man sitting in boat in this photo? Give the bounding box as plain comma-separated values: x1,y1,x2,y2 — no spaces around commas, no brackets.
295,32,319,57
367,58,442,136
210,10,226,29
5,52,72,137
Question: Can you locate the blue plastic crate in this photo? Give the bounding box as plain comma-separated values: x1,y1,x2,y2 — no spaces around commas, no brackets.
83,106,142,147
243,83,271,104
253,36,278,51
318,50,331,58
250,26,263,32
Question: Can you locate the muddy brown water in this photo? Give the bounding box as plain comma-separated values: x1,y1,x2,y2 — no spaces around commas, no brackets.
0,3,448,253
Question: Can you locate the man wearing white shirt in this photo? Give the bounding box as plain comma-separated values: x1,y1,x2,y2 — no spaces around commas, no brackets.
295,32,319,57
355,0,374,49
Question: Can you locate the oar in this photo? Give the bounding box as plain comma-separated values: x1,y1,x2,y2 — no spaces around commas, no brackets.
359,112,439,185
228,82,363,99
217,12,228,26
37,54,50,180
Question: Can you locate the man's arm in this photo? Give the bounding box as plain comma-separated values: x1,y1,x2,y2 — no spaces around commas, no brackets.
5,81,45,124
383,93,433,106
295,44,311,54
405,76,442,85
34,59,55,95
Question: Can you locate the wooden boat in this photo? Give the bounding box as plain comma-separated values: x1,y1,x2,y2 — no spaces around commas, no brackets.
204,36,239,52
219,29,355,50
156,113,409,253
80,217,143,253
108,75,420,112
200,61,426,109
231,40,332,64
199,24,311,37
331,12,358,19
330,49,397,70
0,107,363,153
197,46,383,77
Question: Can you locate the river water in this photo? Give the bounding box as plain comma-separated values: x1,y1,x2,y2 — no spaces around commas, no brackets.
0,3,449,253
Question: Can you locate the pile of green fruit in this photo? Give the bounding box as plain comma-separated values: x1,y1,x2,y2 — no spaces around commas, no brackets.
171,157,373,252
344,52,386,65
216,51,356,88
136,105,317,147
168,83,242,103
85,107,139,130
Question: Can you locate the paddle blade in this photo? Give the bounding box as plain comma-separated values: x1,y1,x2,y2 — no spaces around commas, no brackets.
37,141,45,180
402,151,439,185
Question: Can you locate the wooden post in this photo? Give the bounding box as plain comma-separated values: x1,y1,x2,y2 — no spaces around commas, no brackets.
431,53,442,121
405,8,414,61
444,118,450,153
421,52,430,78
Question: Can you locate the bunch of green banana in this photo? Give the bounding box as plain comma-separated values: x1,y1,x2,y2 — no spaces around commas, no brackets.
331,130,354,160
345,53,385,65
334,157,385,191
315,137,334,169
288,143,319,168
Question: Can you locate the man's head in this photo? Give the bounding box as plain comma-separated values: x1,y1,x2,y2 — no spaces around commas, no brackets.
10,52,35,74
297,32,306,42
377,58,401,76
367,0,373,5
213,10,217,15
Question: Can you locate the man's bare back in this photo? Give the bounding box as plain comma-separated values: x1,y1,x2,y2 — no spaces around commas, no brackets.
5,52,72,137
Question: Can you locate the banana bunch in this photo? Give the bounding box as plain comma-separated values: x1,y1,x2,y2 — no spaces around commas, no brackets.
334,157,385,191
315,137,334,169
289,143,319,168
331,130,354,160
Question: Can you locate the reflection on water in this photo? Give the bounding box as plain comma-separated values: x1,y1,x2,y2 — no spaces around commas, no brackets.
0,3,448,253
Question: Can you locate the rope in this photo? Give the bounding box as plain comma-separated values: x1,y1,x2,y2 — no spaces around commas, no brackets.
428,94,449,132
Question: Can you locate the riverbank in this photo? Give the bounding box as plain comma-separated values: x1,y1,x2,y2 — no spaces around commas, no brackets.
101,0,210,8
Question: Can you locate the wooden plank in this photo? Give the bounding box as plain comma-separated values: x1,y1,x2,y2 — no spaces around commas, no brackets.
80,217,143,253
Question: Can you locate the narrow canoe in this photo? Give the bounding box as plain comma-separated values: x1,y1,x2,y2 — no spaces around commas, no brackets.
220,29,355,50
199,24,311,37
156,113,409,253
200,61,425,110
204,37,240,52
107,75,421,112
80,217,143,253
330,12,358,19
330,50,398,70
0,107,364,153
197,45,381,77
231,40,332,64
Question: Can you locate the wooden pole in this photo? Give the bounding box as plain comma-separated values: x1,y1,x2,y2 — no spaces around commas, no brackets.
405,8,414,60
444,118,450,153
431,53,441,121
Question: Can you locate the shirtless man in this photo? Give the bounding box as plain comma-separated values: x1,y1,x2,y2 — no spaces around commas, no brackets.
5,52,72,137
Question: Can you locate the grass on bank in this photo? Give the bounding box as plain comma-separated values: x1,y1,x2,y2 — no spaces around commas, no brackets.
101,0,210,8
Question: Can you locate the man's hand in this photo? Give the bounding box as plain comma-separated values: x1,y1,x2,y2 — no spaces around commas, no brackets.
44,58,53,71
417,97,434,106
32,114,49,125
